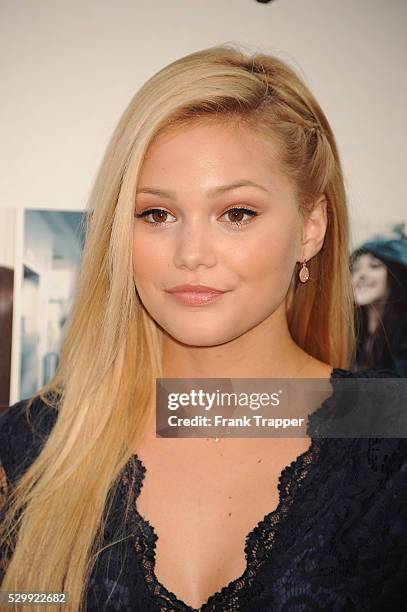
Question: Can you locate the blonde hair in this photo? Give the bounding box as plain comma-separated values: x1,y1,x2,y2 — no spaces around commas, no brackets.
0,44,355,610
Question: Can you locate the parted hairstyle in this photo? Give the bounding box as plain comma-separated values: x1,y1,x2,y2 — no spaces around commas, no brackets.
0,44,356,610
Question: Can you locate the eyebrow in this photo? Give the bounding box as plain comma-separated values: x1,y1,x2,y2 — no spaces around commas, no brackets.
135,180,271,198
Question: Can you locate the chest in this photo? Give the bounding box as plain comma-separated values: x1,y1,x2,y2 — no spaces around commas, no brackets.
133,436,312,610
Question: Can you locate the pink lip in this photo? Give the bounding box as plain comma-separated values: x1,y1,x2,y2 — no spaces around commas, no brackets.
166,284,225,293
165,285,227,307
167,291,225,306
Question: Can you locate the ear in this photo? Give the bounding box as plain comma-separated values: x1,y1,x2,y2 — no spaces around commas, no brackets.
298,195,328,262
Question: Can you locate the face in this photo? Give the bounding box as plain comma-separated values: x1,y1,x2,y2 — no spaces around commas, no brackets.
132,121,323,347
351,253,389,306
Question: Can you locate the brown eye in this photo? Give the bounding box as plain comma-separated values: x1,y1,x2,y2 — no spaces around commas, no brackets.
134,206,257,228
151,210,168,223
226,209,245,223
134,208,176,226
221,207,258,227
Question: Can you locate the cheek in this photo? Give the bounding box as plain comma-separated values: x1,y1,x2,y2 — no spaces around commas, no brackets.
352,271,362,287
378,269,387,282
234,224,298,285
367,267,385,284
132,233,165,283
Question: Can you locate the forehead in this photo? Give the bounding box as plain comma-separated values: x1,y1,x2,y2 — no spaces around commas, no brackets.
354,253,384,265
144,119,281,172
138,119,292,195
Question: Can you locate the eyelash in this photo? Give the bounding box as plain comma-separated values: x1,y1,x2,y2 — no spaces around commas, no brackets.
134,206,258,230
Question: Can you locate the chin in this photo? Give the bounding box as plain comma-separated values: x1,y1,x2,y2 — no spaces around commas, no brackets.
356,295,380,306
161,324,244,348
355,296,369,306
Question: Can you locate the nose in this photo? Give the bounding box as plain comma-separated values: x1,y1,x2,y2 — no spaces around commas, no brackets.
173,220,217,271
352,262,367,281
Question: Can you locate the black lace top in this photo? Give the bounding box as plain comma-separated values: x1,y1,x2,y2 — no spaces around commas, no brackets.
1,367,407,611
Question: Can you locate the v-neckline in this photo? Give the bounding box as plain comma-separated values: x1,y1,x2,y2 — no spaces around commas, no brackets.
126,367,345,611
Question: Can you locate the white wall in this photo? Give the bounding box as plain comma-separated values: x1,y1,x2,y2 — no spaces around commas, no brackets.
0,209,16,267
1,0,406,249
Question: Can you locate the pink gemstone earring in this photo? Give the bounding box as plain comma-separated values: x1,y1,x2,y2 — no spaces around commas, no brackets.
299,259,310,283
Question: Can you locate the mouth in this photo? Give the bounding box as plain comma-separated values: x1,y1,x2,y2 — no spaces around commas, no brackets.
166,284,226,293
166,291,227,307
164,284,229,307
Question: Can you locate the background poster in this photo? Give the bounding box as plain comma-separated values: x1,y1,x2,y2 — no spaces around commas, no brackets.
1,0,406,409
0,209,85,410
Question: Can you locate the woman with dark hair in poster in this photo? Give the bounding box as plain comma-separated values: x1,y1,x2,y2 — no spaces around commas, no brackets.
351,230,407,377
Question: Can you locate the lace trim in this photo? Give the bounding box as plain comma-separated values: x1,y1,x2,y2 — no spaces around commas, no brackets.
121,367,380,610
122,405,335,611
126,437,326,611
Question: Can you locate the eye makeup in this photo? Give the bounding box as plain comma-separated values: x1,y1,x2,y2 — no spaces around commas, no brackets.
134,206,259,230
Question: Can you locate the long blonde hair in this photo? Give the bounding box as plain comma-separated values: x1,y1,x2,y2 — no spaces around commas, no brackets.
1,44,355,610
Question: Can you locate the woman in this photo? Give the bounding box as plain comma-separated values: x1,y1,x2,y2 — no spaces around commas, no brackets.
1,45,406,611
351,238,407,376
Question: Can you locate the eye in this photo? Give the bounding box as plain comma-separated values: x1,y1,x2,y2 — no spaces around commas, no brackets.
134,208,176,226
134,206,258,228
221,207,258,228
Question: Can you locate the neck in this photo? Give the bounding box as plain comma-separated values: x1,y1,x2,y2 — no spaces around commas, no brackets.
366,302,386,335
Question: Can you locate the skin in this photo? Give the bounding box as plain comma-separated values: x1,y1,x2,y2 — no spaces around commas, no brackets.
351,252,390,334
133,120,331,380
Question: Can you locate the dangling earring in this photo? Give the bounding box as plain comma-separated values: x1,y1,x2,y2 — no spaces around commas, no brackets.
299,259,310,283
